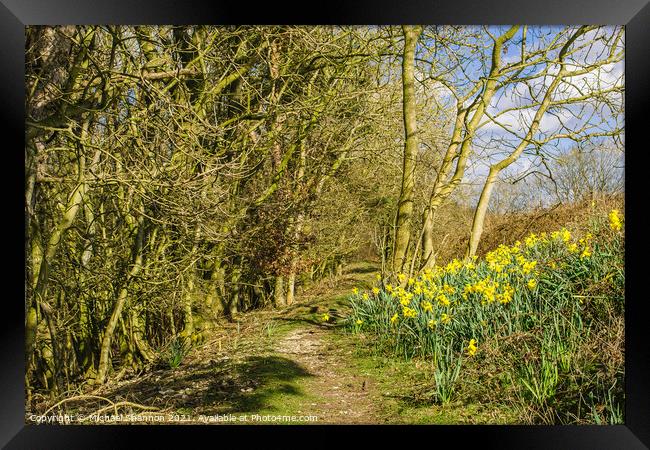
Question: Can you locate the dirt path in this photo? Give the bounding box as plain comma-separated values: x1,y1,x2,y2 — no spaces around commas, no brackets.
273,326,380,424
50,262,387,424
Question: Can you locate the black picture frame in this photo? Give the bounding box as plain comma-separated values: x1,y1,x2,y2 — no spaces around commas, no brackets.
3,0,648,447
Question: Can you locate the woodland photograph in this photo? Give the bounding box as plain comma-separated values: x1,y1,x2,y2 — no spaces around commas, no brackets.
25,25,624,425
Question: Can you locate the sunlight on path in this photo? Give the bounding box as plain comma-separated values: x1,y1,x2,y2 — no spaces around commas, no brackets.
273,327,379,424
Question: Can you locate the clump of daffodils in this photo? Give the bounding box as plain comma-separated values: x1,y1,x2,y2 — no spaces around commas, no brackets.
346,209,623,410
348,210,621,362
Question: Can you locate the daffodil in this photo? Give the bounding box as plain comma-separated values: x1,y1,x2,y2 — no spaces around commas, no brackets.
436,293,450,307
609,209,622,231
352,287,359,295
390,313,398,325
402,306,417,319
322,313,330,322
525,233,538,248
355,319,363,326
561,228,571,243
466,339,478,356
522,260,537,274
372,287,380,295
527,278,537,290
445,259,463,275
497,283,514,304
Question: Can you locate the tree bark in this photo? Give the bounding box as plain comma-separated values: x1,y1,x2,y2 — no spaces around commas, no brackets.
274,275,286,307
466,169,499,258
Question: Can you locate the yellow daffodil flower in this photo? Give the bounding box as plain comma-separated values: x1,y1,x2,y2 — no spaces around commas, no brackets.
466,339,478,356
609,209,622,231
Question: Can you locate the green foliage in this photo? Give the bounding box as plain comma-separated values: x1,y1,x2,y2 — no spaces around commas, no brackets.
518,350,559,407
165,336,191,370
432,343,462,404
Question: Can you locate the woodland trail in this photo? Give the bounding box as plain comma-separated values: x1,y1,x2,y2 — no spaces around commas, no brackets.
73,262,387,424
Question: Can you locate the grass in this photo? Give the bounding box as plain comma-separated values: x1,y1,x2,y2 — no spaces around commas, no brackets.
326,330,519,424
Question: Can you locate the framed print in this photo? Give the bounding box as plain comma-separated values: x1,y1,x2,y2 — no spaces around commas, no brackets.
3,0,649,447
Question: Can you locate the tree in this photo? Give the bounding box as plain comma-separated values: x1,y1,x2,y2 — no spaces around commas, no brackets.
392,25,423,274
466,26,624,257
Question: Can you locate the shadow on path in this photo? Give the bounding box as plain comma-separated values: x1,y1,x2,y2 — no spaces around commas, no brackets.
100,355,314,416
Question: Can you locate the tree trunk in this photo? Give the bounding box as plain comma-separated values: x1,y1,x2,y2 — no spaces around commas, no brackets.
421,208,435,269
96,217,145,384
467,169,499,258
286,208,305,306
392,25,422,274
466,38,570,257
274,275,286,307
286,272,297,306
419,26,520,266
181,224,201,337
